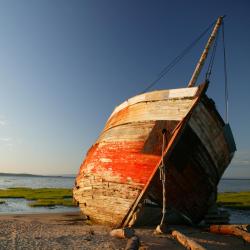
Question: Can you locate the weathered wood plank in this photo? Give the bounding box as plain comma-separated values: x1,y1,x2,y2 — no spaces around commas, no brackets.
110,86,199,117
75,185,141,199
105,99,195,132
172,230,207,250
98,121,156,143
210,225,250,243
189,101,232,177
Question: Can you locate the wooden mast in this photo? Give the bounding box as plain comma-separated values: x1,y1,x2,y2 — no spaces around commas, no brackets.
188,16,224,87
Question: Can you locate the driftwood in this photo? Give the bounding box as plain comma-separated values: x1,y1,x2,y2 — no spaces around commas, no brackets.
209,225,250,243
227,224,250,232
171,230,206,250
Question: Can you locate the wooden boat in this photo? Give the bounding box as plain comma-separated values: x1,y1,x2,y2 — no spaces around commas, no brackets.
73,16,236,227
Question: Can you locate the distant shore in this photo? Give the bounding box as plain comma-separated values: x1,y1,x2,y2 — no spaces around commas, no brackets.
0,172,75,178
0,212,249,249
1,172,250,180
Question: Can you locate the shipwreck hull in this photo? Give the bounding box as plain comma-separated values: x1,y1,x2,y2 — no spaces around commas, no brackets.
146,97,235,224
73,82,235,227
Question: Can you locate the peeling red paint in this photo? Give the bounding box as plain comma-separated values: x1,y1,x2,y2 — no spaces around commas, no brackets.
79,141,160,185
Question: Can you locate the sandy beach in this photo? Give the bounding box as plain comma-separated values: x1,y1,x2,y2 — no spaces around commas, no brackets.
0,212,249,250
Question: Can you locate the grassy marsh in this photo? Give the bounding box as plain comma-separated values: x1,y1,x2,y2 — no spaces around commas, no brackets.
0,187,75,207
0,188,250,210
217,191,250,210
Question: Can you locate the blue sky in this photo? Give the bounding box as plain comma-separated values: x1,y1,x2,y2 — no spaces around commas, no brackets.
0,0,249,177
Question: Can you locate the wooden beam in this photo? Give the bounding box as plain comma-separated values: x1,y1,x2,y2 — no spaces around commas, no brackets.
171,230,206,250
210,225,250,243
188,16,224,87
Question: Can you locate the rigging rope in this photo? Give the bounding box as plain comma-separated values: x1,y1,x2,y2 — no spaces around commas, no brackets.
205,29,219,81
222,20,229,123
141,20,217,93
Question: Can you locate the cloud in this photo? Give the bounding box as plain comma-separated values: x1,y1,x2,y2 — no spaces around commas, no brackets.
0,119,7,126
0,116,8,127
0,137,12,142
0,138,14,151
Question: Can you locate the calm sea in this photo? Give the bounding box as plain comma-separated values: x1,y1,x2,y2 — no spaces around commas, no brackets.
0,175,249,223
0,175,75,189
218,179,250,193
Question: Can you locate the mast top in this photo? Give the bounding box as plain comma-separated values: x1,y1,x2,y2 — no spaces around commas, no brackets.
187,16,225,88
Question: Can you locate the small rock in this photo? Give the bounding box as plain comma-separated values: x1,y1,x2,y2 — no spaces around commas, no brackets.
125,235,140,250
110,228,135,239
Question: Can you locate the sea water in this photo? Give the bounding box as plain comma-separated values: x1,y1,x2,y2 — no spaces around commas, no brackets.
218,179,250,193
0,175,75,189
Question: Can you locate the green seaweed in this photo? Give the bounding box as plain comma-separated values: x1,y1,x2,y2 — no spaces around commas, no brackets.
29,198,73,207
217,191,250,210
0,187,75,207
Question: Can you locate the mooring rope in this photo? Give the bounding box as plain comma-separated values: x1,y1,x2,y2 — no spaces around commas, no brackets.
159,129,167,226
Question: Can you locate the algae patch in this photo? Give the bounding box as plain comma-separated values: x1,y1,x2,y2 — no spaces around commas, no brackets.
217,191,250,210
0,187,75,207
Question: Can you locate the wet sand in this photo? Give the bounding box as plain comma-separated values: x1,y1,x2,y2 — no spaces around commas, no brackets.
0,212,249,249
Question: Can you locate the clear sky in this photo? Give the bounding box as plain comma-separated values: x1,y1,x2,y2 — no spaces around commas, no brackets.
0,0,249,178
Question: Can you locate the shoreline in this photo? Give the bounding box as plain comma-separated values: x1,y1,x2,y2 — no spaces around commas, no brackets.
0,209,80,216
0,212,249,249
